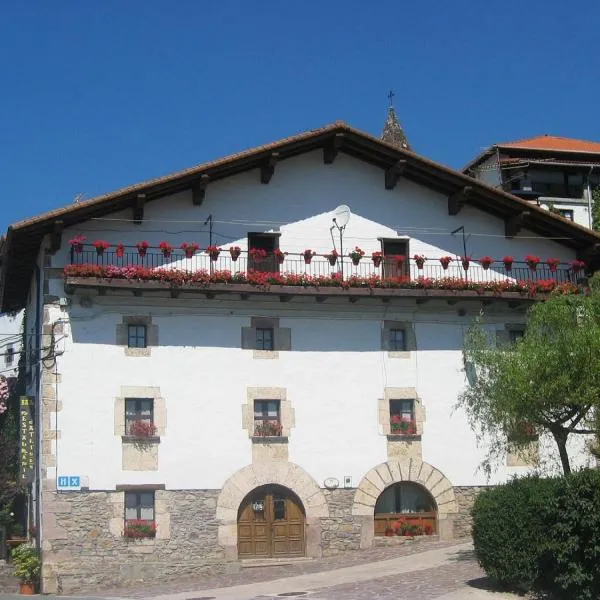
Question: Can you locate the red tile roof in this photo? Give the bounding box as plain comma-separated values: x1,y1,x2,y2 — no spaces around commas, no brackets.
498,135,600,154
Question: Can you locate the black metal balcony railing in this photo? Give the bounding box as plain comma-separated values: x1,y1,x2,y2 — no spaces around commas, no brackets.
69,246,578,285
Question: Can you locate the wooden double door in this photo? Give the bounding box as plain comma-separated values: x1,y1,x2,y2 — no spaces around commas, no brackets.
238,485,306,558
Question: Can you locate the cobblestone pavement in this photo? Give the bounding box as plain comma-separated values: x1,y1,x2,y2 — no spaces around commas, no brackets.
91,539,480,599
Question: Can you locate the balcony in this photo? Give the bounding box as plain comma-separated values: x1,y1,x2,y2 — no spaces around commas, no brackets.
64,245,584,304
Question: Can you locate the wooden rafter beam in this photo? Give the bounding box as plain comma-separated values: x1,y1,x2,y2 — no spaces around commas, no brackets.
132,194,145,224
323,134,345,164
192,174,210,206
505,211,530,238
260,152,279,184
48,220,63,254
384,160,407,190
448,186,473,216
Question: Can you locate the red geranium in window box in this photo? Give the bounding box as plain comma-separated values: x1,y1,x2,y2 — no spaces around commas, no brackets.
69,234,86,253
205,245,221,261
461,256,472,270
249,248,267,262
254,420,282,437
390,415,417,435
180,242,199,259
229,246,241,261
525,255,540,271
136,241,150,258
159,241,173,258
439,256,452,270
349,247,365,266
116,242,125,258
394,255,406,268
123,520,156,539
128,420,157,438
413,254,426,269
502,256,514,271
325,249,339,266
479,256,494,270
93,240,110,255
569,259,585,274
546,257,560,272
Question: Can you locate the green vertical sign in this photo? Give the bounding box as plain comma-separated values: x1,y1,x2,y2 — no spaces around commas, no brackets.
19,396,35,483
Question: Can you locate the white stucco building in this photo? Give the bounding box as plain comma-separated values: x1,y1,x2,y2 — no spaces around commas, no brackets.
2,120,599,592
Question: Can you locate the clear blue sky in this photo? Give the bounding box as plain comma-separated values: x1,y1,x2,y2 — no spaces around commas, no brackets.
2,1,599,230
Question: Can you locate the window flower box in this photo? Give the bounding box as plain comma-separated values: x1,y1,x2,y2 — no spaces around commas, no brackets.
390,416,417,435
123,520,156,539
254,420,282,437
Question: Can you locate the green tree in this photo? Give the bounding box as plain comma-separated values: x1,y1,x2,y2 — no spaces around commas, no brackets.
592,186,600,232
459,280,600,476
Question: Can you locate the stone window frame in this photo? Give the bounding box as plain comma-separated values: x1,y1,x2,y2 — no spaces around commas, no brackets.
378,387,425,438
109,485,170,540
241,317,291,359
243,387,294,441
115,386,166,471
496,324,526,347
117,316,158,357
381,321,416,359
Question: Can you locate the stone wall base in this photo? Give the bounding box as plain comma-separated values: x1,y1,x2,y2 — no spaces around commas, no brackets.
453,486,491,539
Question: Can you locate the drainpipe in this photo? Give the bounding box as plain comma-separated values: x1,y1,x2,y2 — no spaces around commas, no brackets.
587,166,595,229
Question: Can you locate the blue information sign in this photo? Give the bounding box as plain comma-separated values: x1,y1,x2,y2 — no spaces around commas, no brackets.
57,476,81,490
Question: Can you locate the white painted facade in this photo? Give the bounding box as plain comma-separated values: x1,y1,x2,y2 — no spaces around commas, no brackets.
0,310,23,379
31,150,592,498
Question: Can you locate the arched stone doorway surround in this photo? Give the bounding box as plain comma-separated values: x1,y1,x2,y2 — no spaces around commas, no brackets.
352,458,458,546
216,462,329,559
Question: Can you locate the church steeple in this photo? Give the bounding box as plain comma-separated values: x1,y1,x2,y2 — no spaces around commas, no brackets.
381,91,411,151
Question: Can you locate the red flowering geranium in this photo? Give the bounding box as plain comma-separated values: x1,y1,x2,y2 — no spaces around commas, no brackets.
180,242,199,258
274,248,287,264
502,256,514,271
372,251,383,268
69,234,86,252
439,256,452,270
413,254,426,269
123,520,156,539
205,245,221,260
116,242,125,258
229,246,241,261
479,256,494,270
525,255,540,271
249,247,267,262
569,259,585,273
93,240,110,255
349,247,365,265
128,420,157,438
325,249,339,266
136,241,150,257
302,249,316,264
545,257,561,272
159,241,173,258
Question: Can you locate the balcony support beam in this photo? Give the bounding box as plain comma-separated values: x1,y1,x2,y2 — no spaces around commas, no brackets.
385,160,407,190
132,194,145,224
323,134,345,164
505,211,530,238
192,174,210,206
260,153,279,184
448,186,472,216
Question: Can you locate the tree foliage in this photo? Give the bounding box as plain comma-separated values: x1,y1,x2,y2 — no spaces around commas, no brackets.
459,279,600,475
592,186,600,232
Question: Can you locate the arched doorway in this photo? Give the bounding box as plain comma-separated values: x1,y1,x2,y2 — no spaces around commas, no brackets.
374,481,437,536
237,484,306,558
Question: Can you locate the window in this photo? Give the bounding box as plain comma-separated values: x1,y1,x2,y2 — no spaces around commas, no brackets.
389,328,406,352
254,400,282,436
558,209,574,221
256,327,274,351
247,232,281,272
509,329,524,344
389,399,416,434
125,398,154,436
127,324,147,348
380,238,410,278
124,491,155,526
5,346,14,366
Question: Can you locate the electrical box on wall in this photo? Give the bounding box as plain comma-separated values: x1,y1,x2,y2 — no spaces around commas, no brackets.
344,476,352,488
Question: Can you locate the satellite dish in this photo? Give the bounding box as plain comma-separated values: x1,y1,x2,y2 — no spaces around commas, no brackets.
333,205,351,228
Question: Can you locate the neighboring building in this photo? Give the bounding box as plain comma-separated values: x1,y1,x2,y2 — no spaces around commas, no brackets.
1,121,600,593
463,135,600,228
0,311,23,380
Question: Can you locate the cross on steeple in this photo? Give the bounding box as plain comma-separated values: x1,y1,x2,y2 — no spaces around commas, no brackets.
381,91,410,151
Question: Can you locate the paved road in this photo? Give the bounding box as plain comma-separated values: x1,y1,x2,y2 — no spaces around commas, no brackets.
0,540,518,600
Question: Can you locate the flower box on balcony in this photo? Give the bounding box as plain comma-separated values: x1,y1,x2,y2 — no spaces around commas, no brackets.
123,520,156,539
348,247,365,266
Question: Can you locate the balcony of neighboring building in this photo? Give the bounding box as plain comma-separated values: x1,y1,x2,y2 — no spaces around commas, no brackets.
62,242,585,304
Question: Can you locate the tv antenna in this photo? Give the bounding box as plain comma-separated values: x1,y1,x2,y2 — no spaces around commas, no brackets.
331,205,351,278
